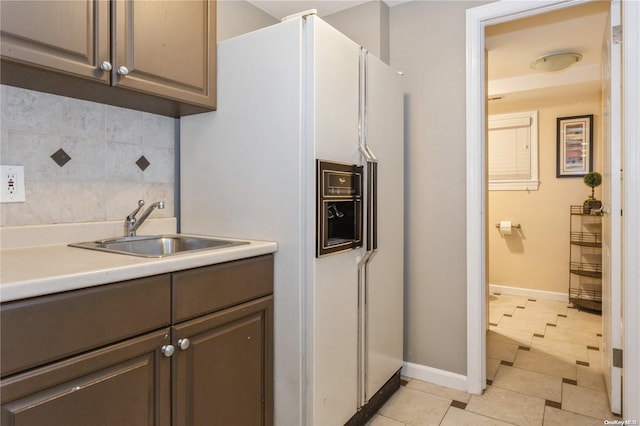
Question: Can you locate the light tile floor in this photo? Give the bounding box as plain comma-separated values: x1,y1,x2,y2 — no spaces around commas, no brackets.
367,293,623,425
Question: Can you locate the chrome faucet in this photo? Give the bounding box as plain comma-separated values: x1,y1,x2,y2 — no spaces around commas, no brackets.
126,200,165,237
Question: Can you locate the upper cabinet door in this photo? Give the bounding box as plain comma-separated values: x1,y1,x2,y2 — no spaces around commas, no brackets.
0,0,110,84
113,0,216,109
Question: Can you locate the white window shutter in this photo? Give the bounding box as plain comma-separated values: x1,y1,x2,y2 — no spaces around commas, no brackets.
488,111,539,191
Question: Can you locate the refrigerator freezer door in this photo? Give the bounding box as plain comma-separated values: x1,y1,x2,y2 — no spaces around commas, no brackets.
180,19,306,426
305,16,363,426
363,53,404,402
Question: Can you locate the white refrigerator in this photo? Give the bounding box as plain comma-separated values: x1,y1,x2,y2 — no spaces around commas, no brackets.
180,14,404,426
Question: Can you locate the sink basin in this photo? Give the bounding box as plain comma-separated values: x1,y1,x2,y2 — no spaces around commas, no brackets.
69,235,249,258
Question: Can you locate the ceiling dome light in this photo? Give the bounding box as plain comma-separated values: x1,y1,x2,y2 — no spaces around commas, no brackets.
530,52,583,72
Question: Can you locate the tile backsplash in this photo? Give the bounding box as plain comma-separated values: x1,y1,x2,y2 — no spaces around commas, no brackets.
0,85,176,226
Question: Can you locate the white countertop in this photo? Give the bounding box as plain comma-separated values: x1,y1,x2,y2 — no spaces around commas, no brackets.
0,221,277,303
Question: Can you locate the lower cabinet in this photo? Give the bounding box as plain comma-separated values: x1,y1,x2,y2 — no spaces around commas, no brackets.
0,254,274,426
1,329,172,426
173,296,273,426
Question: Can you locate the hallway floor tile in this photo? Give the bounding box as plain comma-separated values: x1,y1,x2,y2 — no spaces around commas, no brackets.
368,293,623,425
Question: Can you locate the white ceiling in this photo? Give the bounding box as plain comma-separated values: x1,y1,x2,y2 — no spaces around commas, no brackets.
246,0,609,105
486,1,609,105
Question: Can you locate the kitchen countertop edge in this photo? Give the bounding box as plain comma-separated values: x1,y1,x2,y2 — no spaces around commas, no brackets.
0,239,278,303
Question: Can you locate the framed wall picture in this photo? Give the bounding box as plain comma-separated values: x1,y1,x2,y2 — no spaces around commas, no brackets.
556,114,593,177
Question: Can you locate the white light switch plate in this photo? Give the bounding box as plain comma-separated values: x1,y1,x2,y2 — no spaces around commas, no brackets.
1,165,26,203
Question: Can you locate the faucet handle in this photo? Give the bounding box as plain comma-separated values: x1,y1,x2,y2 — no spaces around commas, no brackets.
127,200,145,220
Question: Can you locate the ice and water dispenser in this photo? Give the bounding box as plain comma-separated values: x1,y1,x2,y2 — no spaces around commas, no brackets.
316,160,363,257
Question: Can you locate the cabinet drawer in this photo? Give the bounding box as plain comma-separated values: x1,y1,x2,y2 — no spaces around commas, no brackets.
0,274,171,378
172,255,274,323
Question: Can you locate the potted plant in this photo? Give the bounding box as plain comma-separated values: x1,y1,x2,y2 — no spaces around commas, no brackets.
583,171,602,214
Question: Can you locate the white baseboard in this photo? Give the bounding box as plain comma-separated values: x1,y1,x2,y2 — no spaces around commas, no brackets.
489,283,568,303
401,362,468,393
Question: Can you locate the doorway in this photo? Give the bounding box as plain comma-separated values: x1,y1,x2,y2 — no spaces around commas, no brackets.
483,3,610,417
465,0,639,417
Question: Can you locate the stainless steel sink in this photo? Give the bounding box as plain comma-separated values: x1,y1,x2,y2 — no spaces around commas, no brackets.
69,235,249,258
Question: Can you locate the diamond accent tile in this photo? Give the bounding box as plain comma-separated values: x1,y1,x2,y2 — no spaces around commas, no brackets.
51,148,71,167
136,155,150,171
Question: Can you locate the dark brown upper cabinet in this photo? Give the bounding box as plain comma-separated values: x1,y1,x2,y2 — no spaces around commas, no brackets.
0,1,111,84
0,0,216,117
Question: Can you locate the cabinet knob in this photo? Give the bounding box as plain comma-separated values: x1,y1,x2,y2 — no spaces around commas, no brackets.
161,344,175,358
100,61,112,72
117,66,129,76
177,338,191,351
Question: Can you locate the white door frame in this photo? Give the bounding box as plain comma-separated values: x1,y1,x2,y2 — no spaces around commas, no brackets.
621,0,640,419
465,1,639,416
601,0,622,414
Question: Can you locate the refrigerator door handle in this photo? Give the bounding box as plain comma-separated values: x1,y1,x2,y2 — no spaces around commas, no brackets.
359,144,378,254
366,159,373,252
371,160,378,252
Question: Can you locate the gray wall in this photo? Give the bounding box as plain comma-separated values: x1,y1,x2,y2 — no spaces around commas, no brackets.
390,0,492,375
324,0,390,63
217,0,278,41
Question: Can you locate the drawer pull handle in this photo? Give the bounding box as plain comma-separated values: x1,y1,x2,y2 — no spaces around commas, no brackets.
161,344,175,358
178,338,191,351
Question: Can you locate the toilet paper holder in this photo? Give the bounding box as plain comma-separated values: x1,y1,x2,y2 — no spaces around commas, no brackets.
495,223,521,230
